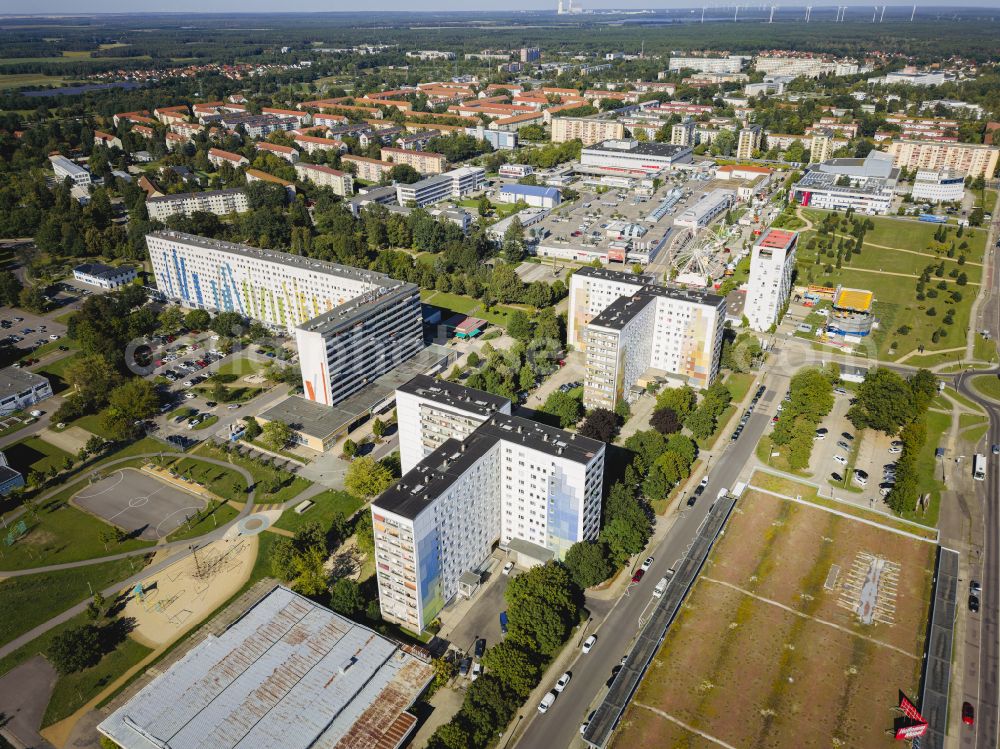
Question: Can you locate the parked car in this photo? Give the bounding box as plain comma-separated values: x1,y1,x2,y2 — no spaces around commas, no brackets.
833,455,848,465
969,594,980,613
837,441,851,451
962,701,975,726
631,569,645,583
842,432,854,441
502,561,515,575
971,580,982,595
641,557,654,572
474,638,486,658
471,663,482,681
831,472,843,482
555,672,571,692
582,635,597,653
458,657,472,677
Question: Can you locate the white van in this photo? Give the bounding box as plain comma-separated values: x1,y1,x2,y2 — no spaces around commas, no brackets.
653,577,669,598
538,690,557,714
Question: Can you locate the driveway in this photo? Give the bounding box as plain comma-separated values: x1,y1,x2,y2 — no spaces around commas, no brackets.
0,655,57,749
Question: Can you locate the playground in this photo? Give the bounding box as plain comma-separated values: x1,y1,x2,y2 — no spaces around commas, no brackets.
72,468,206,541
124,536,258,648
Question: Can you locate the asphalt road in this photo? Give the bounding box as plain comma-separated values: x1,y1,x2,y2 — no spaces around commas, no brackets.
515,393,775,749
955,368,1000,749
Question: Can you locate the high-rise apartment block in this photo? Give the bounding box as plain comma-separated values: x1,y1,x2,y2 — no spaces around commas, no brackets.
668,56,744,74
372,377,605,632
671,118,696,147
147,231,423,407
810,129,834,164
380,147,447,175
736,125,762,160
746,228,798,332
568,268,725,411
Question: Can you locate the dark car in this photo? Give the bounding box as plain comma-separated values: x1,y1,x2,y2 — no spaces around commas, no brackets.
631,569,645,584
969,594,980,613
474,638,486,658
831,472,843,482
687,494,697,507
962,701,975,726
459,657,472,677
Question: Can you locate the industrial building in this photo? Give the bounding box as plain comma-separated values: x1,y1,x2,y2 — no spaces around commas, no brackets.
674,188,737,229
72,262,137,289
0,452,24,496
146,188,250,221
496,183,561,209
0,368,53,416
147,231,424,408
579,139,693,175
790,151,899,215
98,585,434,749
372,378,605,632
745,228,798,332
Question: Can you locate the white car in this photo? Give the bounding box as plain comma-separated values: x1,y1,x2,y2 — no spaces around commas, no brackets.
555,672,571,692
888,446,903,455
48,334,59,340
833,455,848,465
502,561,515,575
582,635,597,653
471,662,482,681
580,711,596,735
184,392,197,400
641,557,654,572
29,409,43,417
538,690,557,714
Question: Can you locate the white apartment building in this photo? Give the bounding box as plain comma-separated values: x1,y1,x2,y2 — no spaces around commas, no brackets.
293,135,347,155
0,368,53,417
912,169,966,203
372,381,605,632
668,56,744,74
49,154,91,186
756,56,863,78
147,231,422,408
498,164,533,179
583,283,725,410
550,117,625,146
396,375,513,474
567,266,652,351
395,166,485,207
342,155,395,183
810,129,835,164
294,163,354,196
207,148,249,169
746,228,798,332
146,188,250,221
886,140,999,180
255,141,300,163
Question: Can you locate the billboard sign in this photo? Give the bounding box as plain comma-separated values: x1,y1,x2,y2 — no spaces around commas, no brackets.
894,723,929,740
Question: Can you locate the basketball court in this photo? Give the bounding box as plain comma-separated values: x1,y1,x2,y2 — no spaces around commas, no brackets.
73,468,207,540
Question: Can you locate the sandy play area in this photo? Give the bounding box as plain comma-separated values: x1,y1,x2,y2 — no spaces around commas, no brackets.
123,535,258,648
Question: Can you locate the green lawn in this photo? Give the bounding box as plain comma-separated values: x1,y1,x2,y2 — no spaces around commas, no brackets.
216,356,263,378
0,73,68,90
900,410,951,527
419,289,533,329
168,406,197,421
165,501,239,542
0,557,145,649
973,334,998,364
971,375,1000,402
193,415,219,431
274,489,364,534
23,337,78,361
4,436,72,475
169,457,249,501
188,444,311,504
723,371,755,403
797,209,984,360
30,353,83,394
66,412,114,439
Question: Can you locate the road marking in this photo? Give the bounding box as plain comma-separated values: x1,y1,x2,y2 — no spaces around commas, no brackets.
701,576,919,659
632,702,739,749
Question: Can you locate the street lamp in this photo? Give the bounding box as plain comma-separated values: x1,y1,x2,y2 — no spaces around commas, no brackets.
502,715,524,749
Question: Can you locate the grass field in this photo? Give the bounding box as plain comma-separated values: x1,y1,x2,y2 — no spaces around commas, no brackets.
189,443,311,504
30,352,83,395
5,436,72,475
215,355,263,378
0,557,145,649
165,501,239,542
0,73,67,90
960,412,990,445
169,456,249,500
613,488,936,749
796,209,985,360
420,289,531,328
274,489,364,534
971,374,1000,402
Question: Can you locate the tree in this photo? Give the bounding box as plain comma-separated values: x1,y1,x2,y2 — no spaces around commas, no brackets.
480,640,540,698
345,456,394,498
342,438,358,458
502,217,526,263
650,406,682,435
539,390,582,428
563,540,613,589
184,308,211,330
289,545,328,596
388,163,421,184
86,592,106,621
48,624,102,674
261,419,292,450
101,378,160,440
504,562,580,656
506,310,533,342
601,511,649,565
242,416,262,440
624,429,668,473
329,578,365,616
655,385,697,420
0,270,23,306
579,408,619,442
848,368,917,434
157,306,185,335
65,353,122,408
18,285,47,313
211,311,245,338
427,722,473,749
355,511,375,557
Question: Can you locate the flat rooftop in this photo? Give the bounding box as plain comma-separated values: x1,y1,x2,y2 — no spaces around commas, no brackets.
756,228,797,251
147,187,245,204
833,286,874,313
375,411,604,521
0,367,50,398
574,266,655,286
97,586,433,749
590,284,725,330
259,345,451,442
397,373,510,417
584,139,691,159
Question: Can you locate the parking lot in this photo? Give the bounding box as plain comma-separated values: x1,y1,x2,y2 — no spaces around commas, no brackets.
809,389,901,507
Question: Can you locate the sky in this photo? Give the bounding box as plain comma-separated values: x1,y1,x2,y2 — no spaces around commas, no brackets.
11,0,1000,15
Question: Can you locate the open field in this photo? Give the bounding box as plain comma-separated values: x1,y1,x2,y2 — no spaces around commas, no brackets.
5,435,72,475
274,489,363,534
971,374,1000,402
420,289,530,328
188,443,311,504
795,208,985,359
613,488,937,749
0,73,68,90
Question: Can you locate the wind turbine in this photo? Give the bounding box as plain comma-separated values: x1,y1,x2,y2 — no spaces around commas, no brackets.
734,4,739,22
805,6,812,22
701,6,705,23
769,5,775,23
872,6,878,22
880,5,886,22
910,4,916,21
